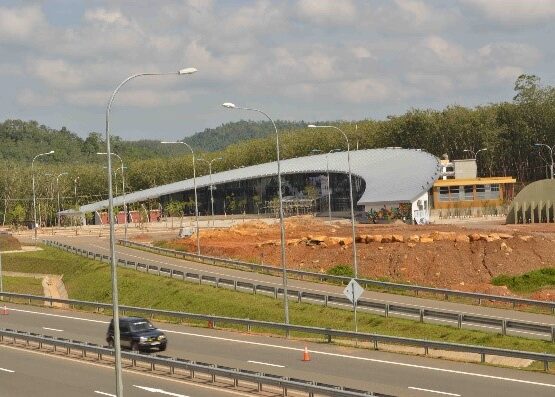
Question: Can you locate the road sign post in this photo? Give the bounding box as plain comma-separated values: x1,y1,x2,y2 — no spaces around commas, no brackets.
343,279,364,336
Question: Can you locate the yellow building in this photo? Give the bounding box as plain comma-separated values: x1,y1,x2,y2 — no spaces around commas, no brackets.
431,156,516,216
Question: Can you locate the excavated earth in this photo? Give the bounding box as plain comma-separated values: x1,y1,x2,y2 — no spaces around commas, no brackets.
153,217,555,300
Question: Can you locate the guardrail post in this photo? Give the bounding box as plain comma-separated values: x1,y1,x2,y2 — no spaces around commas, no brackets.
297,291,301,303
274,288,278,299
234,280,237,291
424,346,429,356
373,340,378,350
458,314,462,329
419,309,424,323
501,320,507,336
385,304,389,318
551,326,555,343
324,295,328,307
544,361,549,372
481,353,485,363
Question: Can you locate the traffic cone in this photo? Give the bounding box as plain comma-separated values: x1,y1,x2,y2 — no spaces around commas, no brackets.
0,305,8,315
302,346,310,362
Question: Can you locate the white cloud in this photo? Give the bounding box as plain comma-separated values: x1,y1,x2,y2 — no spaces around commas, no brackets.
463,0,555,25
351,47,372,59
16,89,59,107
296,0,357,25
422,36,465,66
337,78,398,103
478,43,542,67
0,5,47,42
84,8,131,26
30,59,85,89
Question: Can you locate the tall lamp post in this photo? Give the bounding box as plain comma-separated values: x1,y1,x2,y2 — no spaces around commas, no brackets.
74,176,80,206
105,67,197,397
534,143,555,179
56,172,68,227
198,157,223,226
463,148,488,177
32,151,55,241
98,153,128,240
308,125,358,278
222,102,290,324
161,141,200,255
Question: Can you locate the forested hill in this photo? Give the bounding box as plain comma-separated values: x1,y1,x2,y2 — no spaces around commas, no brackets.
0,119,305,163
185,120,307,151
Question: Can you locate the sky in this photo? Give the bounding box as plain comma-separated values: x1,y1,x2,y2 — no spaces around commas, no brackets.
1,0,555,140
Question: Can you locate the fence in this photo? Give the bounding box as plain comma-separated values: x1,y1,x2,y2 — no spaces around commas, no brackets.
1,292,554,372
0,328,385,397
42,240,555,342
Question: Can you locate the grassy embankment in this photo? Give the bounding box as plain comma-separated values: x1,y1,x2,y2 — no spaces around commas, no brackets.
3,245,555,356
492,268,555,293
2,276,44,295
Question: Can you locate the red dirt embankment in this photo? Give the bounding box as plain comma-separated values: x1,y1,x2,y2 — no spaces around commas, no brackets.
155,217,555,299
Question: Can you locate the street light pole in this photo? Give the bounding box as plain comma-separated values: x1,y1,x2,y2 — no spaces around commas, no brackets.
105,67,197,397
326,149,341,221
161,141,201,255
32,151,54,241
308,125,358,278
99,153,128,241
222,103,290,325
534,143,555,179
198,157,223,226
74,176,80,206
56,172,68,227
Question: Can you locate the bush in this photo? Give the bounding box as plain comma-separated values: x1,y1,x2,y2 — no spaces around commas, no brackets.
327,264,354,278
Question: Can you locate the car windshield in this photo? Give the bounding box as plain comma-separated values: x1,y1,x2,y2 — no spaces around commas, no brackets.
130,321,155,332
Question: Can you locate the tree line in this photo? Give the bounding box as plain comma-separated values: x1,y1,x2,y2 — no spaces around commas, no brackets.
1,74,554,225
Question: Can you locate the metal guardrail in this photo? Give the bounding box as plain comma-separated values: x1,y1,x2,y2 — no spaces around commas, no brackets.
0,328,384,397
116,239,555,313
1,292,554,371
42,240,555,341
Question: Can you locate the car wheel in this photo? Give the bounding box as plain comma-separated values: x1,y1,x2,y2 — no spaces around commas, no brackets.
107,338,114,348
159,345,166,352
131,342,139,352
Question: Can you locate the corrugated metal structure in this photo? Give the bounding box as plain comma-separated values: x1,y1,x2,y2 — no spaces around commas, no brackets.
506,179,555,224
78,148,441,214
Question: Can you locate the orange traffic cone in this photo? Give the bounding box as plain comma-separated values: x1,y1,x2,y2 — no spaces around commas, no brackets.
0,305,8,315
302,346,310,362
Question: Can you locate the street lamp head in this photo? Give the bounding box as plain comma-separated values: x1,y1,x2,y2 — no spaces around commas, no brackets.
48,150,55,154
463,149,470,152
160,141,176,144
222,102,236,109
178,67,198,75
96,152,107,155
534,143,542,147
307,124,317,128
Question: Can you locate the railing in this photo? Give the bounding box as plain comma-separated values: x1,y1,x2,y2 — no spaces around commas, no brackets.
1,292,554,371
116,239,555,313
42,240,555,342
0,328,384,397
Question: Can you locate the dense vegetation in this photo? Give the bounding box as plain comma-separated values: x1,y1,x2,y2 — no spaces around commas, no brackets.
1,74,555,225
492,268,555,293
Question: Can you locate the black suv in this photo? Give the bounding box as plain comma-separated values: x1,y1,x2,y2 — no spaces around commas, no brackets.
106,317,167,352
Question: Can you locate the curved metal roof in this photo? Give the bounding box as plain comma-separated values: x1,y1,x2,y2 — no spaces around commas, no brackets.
79,148,441,213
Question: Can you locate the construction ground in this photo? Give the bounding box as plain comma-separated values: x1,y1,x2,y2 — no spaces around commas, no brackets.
151,216,555,301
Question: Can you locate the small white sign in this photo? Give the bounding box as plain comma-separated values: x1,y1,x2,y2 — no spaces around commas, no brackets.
343,279,364,304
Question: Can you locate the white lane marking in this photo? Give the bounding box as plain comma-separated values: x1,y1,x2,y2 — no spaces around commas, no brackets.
8,307,109,324
408,386,460,396
42,327,64,332
247,360,285,368
94,392,116,397
161,329,555,389
0,367,15,373
134,385,189,396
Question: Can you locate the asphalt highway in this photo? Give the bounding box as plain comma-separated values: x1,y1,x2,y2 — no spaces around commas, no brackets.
41,234,555,334
0,344,247,397
1,302,555,397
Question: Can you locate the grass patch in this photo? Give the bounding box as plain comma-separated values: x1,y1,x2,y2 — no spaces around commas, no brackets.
3,276,44,295
492,268,555,293
4,246,555,355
